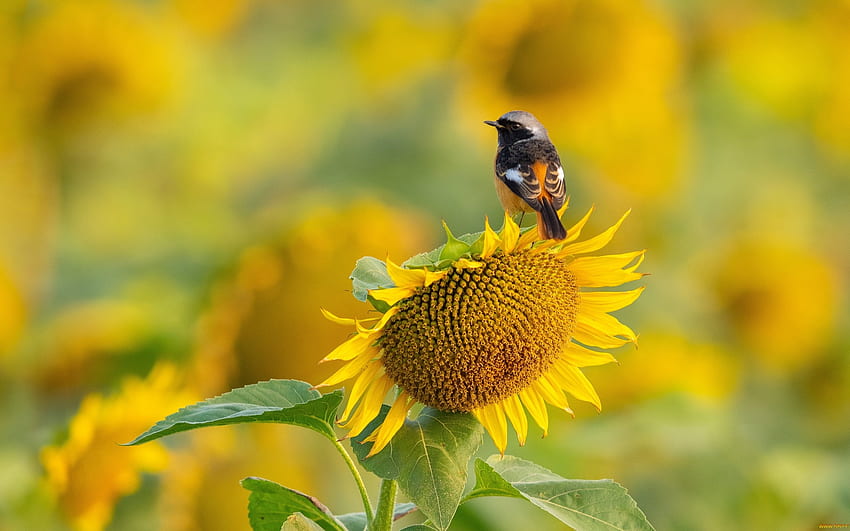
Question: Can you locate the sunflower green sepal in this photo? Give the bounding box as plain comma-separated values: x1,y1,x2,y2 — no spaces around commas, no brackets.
439,220,472,262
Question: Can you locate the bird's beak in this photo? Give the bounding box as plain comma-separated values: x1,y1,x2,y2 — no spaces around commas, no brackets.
484,120,502,128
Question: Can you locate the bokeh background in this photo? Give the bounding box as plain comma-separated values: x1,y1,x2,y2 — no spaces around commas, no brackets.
1,0,849,529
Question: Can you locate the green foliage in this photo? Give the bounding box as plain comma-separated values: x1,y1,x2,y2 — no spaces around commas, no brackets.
351,407,483,531
282,513,327,531
125,380,342,445
350,256,393,302
129,381,656,531
438,221,471,261
466,456,655,531
336,503,416,531
242,477,345,531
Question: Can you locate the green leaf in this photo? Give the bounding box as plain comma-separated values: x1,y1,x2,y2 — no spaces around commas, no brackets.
466,456,655,531
402,247,442,269
242,477,345,531
351,407,483,531
125,380,343,445
438,221,471,262
350,256,393,302
282,513,326,531
400,526,437,531
337,503,417,531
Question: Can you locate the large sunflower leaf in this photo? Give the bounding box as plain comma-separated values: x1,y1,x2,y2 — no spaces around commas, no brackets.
241,477,345,531
125,380,342,445
350,256,393,302
351,407,483,531
466,456,655,531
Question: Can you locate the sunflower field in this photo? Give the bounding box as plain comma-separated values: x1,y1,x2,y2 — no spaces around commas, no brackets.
1,1,849,530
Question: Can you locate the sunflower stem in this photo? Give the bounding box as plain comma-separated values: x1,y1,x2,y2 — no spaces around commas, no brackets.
371,479,398,531
331,438,374,526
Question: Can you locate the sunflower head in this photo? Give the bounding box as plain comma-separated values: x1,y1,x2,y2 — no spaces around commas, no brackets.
317,205,645,455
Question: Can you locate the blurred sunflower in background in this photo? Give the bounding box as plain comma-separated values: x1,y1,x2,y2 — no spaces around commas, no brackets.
10,0,181,134
0,0,847,529
458,0,688,203
319,207,645,454
41,363,196,531
706,0,850,158
710,238,839,373
190,200,432,394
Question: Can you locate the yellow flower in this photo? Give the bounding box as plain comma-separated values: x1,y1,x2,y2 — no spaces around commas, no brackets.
707,2,850,157
189,200,431,395
593,332,740,409
317,206,645,455
711,239,839,372
458,0,686,202
11,0,181,131
346,7,456,98
0,261,26,356
169,0,254,39
41,363,196,531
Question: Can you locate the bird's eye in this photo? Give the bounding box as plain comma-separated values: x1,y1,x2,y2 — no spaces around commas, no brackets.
509,123,522,131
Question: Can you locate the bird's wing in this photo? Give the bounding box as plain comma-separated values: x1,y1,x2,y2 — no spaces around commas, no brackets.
496,163,542,210
542,161,566,210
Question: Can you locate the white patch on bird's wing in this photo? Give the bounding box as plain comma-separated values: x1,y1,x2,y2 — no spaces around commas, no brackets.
505,167,525,184
556,166,564,181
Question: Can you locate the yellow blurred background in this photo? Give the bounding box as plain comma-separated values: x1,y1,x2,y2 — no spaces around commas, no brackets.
1,0,848,529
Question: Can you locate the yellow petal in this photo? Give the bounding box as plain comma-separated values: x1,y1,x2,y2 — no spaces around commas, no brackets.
576,310,638,343
320,308,356,326
502,394,528,446
532,375,572,414
355,307,397,336
316,347,376,387
368,286,416,306
322,334,373,362
564,205,595,243
581,287,645,313
519,386,549,436
481,216,501,258
560,342,618,367
558,210,630,257
549,360,602,411
500,212,520,253
473,402,508,454
341,373,394,436
386,257,428,289
453,258,484,270
569,251,645,288
423,269,449,287
516,227,540,249
572,320,631,349
365,391,413,457
341,361,384,421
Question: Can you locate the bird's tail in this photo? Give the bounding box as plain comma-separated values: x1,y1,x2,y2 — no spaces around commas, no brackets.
536,197,567,240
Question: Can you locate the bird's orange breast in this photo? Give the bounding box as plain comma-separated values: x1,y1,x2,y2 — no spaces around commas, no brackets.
494,175,532,214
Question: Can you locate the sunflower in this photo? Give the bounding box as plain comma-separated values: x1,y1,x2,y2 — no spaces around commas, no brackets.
317,205,644,455
11,0,181,131
41,363,196,531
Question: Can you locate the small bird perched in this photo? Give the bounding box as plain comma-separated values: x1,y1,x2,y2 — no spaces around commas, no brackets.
485,110,567,240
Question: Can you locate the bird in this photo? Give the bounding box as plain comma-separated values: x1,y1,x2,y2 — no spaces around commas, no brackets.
484,110,567,240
